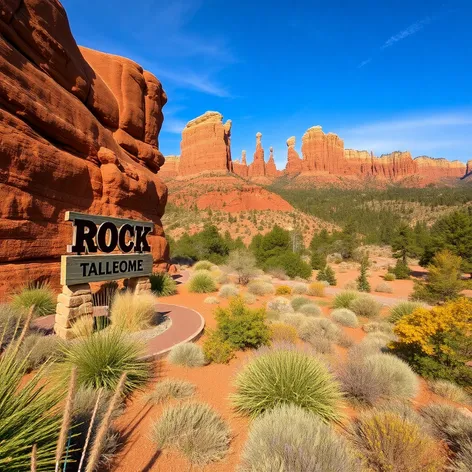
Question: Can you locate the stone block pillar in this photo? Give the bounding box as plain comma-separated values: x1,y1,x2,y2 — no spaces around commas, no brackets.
54,283,93,339
128,276,151,294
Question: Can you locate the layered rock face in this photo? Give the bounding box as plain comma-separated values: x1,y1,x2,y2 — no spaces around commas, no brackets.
372,152,417,179
233,150,249,178
248,132,266,177
285,136,303,174
0,0,169,294
415,156,466,179
179,111,232,176
266,147,278,177
344,149,373,174
160,155,180,179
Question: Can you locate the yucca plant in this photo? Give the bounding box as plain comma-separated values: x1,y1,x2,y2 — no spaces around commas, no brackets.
150,272,177,296
57,329,151,395
11,282,56,317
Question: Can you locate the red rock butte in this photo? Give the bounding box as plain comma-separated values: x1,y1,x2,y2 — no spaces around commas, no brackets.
0,0,169,295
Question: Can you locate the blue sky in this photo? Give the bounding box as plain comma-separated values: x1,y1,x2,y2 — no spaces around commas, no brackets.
63,0,472,168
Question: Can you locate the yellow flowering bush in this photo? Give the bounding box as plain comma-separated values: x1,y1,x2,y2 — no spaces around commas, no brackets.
269,322,298,344
275,285,292,296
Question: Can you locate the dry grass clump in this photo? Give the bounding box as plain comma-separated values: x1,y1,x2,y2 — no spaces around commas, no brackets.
349,335,389,358
238,404,360,472
279,313,308,330
16,334,63,370
247,280,275,296
352,409,446,471
267,297,294,314
292,283,308,295
362,321,394,336
168,343,206,367
340,352,418,405
350,295,382,318
331,308,358,327
232,348,342,421
452,439,472,471
204,296,220,304
332,290,359,309
375,282,394,293
428,380,471,404
0,303,25,348
188,272,217,293
71,315,95,338
243,292,257,305
336,331,354,348
110,291,156,332
269,323,298,344
146,378,196,404
307,281,325,297
298,303,322,317
298,317,341,342
193,260,213,271
218,284,239,298
151,402,231,467
308,336,334,354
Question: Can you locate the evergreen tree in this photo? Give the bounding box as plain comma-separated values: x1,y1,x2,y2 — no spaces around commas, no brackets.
324,265,337,286
392,259,410,279
391,223,417,264
310,251,327,270
340,221,359,260
357,255,371,292
316,267,327,282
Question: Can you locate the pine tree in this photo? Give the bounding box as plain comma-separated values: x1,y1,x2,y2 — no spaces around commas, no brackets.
357,255,371,292
311,251,327,270
391,223,417,265
316,267,327,282
324,265,337,286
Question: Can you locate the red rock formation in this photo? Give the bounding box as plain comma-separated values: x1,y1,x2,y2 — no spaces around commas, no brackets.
0,0,169,295
266,147,278,177
301,126,345,174
179,111,232,176
233,150,249,178
285,136,303,174
160,155,180,180
415,156,466,180
372,152,418,179
344,149,373,174
465,160,472,178
248,132,266,177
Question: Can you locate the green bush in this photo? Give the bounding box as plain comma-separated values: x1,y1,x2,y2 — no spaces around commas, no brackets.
298,303,322,317
331,308,358,327
389,301,424,323
290,296,311,311
150,272,177,296
247,280,275,296
188,272,217,293
218,284,239,298
58,328,151,394
325,265,337,285
110,291,156,332
238,404,360,472
11,282,56,317
332,290,359,309
352,409,446,471
264,252,312,280
168,342,206,367
384,272,396,281
232,348,342,420
203,330,235,364
214,297,270,350
340,353,418,404
0,303,25,348
311,250,327,270
146,378,195,404
151,402,231,467
350,295,382,318
194,260,213,271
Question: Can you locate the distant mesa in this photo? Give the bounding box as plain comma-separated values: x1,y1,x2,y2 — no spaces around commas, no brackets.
160,112,468,185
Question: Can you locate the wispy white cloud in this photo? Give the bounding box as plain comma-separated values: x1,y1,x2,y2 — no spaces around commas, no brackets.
382,16,432,49
163,118,187,134
358,58,372,68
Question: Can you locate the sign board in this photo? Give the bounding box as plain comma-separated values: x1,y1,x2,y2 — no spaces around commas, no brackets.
62,212,154,285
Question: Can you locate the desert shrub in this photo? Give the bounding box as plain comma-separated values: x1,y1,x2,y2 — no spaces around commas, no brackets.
218,284,239,298
429,380,471,404
150,272,177,296
375,281,393,293
238,404,360,472
292,282,308,294
266,268,288,280
70,315,95,338
392,258,411,279
146,378,196,404
391,298,472,386
247,280,275,296
0,303,25,348
331,308,358,327
168,342,206,367
363,321,394,336
204,296,220,304
290,296,311,311
151,402,231,467
267,296,294,314
58,329,151,394
194,260,213,271
188,272,217,293
384,272,396,281
275,285,292,295
452,440,472,472
203,330,235,364
16,334,62,371
307,281,325,297
242,292,257,305
232,348,342,420
227,248,257,285
10,282,55,317
214,297,270,350
340,352,418,404
332,290,359,309
298,317,341,343
352,409,446,471
269,323,297,344
0,345,63,471
110,291,156,332
349,335,389,358
420,403,472,452
336,331,354,348
280,313,308,330
308,336,334,354
389,300,424,323
264,252,312,280
350,295,382,318
298,303,322,317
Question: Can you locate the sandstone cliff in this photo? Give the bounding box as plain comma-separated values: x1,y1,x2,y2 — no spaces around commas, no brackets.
179,111,232,176
160,155,180,179
266,147,278,177
415,156,466,180
233,150,249,178
0,0,169,294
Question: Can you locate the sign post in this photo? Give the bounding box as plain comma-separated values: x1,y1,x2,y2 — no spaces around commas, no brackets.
54,212,154,339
